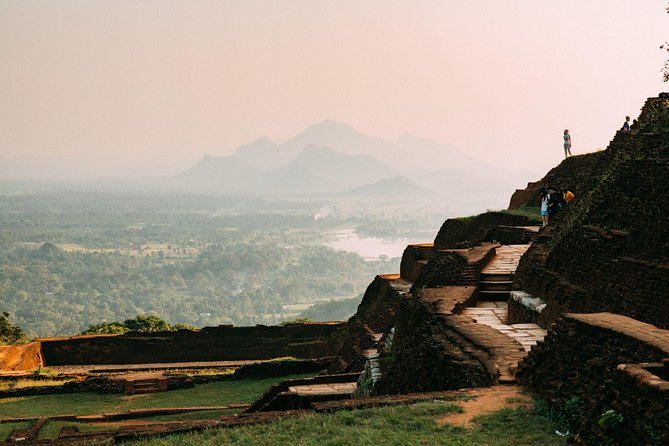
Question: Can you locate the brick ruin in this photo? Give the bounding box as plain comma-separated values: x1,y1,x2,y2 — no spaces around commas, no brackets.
38,323,343,366
1,95,668,445
326,95,669,444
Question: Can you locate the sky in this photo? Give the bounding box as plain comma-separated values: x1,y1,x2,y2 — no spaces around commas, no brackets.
1,0,668,179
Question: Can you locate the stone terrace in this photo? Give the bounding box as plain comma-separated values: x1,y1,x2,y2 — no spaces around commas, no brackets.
371,237,548,395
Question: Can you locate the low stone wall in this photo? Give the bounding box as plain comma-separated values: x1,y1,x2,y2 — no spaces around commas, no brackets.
39,323,343,366
518,312,669,445
482,225,537,246
231,358,330,380
433,212,538,249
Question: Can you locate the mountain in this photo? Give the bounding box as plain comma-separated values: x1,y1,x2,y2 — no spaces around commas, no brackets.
282,120,482,174
263,146,400,194
229,137,287,171
173,155,264,192
343,176,435,198
169,120,509,198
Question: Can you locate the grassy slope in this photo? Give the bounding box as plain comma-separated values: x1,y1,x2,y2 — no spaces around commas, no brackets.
127,402,566,446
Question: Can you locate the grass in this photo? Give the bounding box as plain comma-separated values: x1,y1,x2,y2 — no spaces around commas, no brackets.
0,374,314,420
125,402,567,446
0,379,71,392
500,207,542,222
0,422,30,440
38,421,109,440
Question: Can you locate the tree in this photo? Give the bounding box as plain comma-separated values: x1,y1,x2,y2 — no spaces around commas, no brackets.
664,4,669,82
81,315,195,334
0,312,26,345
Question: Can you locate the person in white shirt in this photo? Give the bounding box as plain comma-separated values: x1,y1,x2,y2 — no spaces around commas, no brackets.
563,129,572,159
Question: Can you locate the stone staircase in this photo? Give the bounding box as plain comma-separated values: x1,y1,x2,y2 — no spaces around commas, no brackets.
478,271,513,301
462,243,548,382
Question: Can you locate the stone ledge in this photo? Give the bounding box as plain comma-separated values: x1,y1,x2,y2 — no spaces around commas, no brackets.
565,313,669,354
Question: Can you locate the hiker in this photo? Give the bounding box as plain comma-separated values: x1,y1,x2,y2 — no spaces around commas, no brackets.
540,186,549,227
563,129,572,158
547,188,563,218
563,189,574,204
621,116,631,132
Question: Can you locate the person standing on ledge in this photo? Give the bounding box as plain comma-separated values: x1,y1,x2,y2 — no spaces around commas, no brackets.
563,129,572,158
621,116,631,131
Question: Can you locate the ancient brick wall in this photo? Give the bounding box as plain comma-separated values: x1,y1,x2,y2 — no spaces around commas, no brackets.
433,211,538,249
410,251,467,289
39,323,343,366
374,293,492,395
518,313,669,445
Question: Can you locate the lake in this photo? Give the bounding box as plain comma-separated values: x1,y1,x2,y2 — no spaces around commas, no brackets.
325,229,414,261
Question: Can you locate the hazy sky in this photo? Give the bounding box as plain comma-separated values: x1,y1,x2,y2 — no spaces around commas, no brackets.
1,0,668,177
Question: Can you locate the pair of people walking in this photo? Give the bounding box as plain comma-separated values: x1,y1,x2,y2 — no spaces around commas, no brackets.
540,186,574,227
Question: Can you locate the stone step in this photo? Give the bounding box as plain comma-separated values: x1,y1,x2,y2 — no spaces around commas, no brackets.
479,281,513,292
478,290,511,301
480,272,513,282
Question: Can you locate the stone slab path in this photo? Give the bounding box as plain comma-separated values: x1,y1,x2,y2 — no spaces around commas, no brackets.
481,244,532,275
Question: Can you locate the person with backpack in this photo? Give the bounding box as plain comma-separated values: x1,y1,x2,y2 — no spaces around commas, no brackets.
548,187,563,218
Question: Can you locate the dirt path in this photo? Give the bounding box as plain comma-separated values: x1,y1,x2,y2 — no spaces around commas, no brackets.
437,385,532,428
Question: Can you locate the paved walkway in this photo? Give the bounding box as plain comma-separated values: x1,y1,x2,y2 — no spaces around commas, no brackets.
481,244,532,275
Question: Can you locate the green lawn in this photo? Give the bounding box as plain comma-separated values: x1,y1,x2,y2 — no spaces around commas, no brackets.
126,402,567,446
0,374,314,419
0,421,30,440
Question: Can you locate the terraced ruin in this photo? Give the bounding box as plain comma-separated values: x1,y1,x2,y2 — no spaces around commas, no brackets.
1,94,669,445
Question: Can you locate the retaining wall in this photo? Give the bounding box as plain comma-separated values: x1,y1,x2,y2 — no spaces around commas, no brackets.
518,312,669,445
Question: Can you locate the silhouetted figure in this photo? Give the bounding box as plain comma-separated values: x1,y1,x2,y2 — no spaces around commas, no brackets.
621,116,631,132
563,129,572,159
547,187,563,218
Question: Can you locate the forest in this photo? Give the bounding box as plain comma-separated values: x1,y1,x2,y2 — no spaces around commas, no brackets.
0,191,446,337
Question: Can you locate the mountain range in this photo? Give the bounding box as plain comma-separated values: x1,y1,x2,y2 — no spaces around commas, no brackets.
172,120,513,202
1,120,517,208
